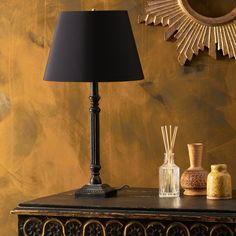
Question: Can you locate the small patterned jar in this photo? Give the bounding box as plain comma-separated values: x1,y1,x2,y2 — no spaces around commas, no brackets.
207,164,232,200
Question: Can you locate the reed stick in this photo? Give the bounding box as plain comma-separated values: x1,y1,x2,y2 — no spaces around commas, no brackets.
161,126,167,153
165,126,170,152
171,126,178,151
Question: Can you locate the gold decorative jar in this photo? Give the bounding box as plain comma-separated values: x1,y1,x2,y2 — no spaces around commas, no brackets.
207,164,232,200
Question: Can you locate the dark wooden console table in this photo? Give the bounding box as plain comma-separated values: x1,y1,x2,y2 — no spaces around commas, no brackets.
12,188,236,236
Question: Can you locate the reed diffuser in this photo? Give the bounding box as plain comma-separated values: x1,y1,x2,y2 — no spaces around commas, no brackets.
159,125,180,198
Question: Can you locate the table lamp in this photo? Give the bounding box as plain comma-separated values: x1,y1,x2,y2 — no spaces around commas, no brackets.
43,10,144,198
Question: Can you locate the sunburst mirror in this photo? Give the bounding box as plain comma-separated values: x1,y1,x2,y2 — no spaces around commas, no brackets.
139,0,236,65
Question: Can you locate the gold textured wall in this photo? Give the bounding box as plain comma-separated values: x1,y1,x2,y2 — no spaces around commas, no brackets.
0,0,236,235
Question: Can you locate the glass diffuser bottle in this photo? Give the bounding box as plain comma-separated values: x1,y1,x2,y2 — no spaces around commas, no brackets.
159,152,180,197
159,126,180,198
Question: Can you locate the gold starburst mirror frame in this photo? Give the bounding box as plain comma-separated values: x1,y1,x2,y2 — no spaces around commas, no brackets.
138,0,236,65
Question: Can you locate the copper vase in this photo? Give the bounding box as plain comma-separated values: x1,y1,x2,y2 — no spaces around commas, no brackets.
180,143,208,196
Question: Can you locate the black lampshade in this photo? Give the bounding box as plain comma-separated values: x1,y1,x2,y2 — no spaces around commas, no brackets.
44,10,144,82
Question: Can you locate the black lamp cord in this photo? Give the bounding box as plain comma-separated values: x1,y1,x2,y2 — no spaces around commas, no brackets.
115,184,130,192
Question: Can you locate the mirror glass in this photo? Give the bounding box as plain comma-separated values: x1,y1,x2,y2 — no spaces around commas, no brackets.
187,0,236,18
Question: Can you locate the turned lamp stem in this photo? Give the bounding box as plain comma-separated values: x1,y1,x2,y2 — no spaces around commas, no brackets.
89,82,102,185
75,82,117,197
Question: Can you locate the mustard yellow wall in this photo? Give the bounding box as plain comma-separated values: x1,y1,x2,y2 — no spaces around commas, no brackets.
0,0,236,235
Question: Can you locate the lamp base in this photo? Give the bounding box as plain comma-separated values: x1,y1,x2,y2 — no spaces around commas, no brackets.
75,184,117,198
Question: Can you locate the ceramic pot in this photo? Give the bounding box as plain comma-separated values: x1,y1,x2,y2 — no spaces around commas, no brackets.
180,143,208,196
207,164,232,200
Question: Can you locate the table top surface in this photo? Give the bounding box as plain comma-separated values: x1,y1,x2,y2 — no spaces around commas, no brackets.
14,188,236,215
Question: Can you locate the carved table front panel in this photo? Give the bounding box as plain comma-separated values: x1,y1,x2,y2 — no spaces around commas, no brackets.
19,216,235,236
